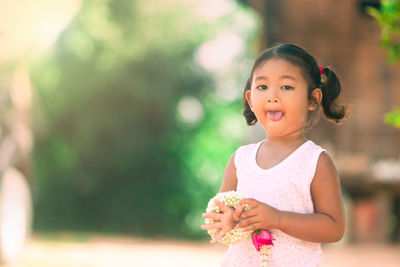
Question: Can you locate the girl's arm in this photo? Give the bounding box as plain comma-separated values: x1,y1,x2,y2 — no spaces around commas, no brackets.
237,152,345,243
201,151,242,243
218,151,238,192
278,152,345,242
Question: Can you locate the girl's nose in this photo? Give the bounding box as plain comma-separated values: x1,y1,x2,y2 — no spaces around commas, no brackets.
266,95,280,103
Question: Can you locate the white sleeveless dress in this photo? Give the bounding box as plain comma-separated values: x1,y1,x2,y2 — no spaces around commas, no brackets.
220,139,326,267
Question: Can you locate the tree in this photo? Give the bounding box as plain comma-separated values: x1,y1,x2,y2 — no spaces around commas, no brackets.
31,0,258,239
369,0,400,128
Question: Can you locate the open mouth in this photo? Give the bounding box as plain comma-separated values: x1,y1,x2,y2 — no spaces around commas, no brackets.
267,111,284,121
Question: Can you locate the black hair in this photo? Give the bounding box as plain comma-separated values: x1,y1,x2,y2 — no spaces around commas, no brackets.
242,43,346,127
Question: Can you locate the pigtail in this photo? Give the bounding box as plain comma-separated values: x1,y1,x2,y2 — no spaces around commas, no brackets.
320,67,346,123
242,78,257,126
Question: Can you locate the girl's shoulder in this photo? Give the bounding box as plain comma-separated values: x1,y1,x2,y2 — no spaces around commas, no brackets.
235,140,262,152
303,140,327,154
296,140,328,169
233,140,263,168
235,140,263,156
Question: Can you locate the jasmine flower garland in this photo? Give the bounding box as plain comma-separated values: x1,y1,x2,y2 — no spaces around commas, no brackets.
205,191,252,245
205,191,275,267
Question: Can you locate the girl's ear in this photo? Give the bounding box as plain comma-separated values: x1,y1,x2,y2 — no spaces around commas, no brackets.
245,90,253,111
309,88,322,111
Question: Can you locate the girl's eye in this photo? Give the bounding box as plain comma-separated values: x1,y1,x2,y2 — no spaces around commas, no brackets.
282,85,293,90
256,85,267,90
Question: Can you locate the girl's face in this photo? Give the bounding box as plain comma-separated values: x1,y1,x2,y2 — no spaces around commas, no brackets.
246,58,320,139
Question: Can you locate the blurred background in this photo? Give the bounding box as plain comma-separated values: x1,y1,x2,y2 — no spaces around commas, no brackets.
0,0,399,266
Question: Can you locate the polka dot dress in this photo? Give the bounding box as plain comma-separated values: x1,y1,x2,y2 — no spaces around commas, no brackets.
220,140,325,267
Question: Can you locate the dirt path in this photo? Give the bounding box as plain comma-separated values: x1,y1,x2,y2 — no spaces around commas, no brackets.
7,233,400,267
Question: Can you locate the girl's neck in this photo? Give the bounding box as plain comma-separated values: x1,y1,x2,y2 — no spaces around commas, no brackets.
263,134,307,148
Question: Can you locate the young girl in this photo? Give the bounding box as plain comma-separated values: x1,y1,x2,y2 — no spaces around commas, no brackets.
201,43,346,266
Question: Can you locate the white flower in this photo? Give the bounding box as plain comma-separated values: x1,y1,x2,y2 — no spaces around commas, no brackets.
204,191,253,245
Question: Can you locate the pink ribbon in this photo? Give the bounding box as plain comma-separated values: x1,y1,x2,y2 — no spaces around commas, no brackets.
252,229,275,252
319,66,323,75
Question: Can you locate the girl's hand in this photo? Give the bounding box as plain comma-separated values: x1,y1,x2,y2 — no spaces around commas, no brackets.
236,198,280,232
200,199,243,243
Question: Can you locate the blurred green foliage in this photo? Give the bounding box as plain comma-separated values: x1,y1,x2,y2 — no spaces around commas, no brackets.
368,0,400,128
368,0,400,62
31,0,258,239
384,106,400,127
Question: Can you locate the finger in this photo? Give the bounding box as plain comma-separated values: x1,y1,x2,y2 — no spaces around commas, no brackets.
235,204,244,216
202,212,222,220
239,222,262,232
240,208,257,219
210,230,226,244
237,198,260,208
233,204,244,221
214,199,230,212
201,222,222,230
237,216,257,228
232,212,240,221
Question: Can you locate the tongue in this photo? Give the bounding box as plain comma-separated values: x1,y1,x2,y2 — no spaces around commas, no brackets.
267,111,283,121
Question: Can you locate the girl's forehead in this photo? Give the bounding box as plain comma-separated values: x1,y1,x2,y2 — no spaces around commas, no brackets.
253,58,304,79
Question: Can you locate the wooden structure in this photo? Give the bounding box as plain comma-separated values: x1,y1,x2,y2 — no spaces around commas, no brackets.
242,0,400,243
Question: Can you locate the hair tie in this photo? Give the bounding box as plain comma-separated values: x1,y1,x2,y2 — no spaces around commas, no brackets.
319,66,323,75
